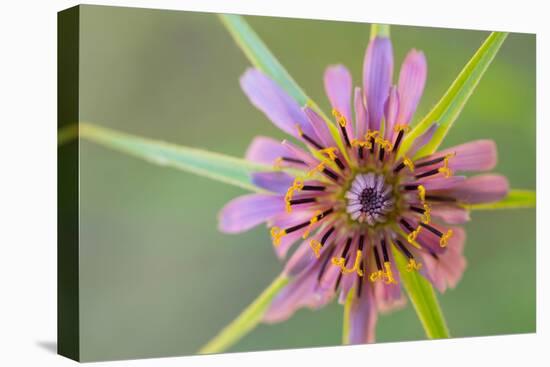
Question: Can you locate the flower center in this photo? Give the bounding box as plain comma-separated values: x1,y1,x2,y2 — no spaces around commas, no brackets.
345,172,395,225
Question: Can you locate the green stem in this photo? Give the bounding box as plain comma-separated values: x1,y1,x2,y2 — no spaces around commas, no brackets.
198,274,289,354
394,249,450,339
341,290,354,344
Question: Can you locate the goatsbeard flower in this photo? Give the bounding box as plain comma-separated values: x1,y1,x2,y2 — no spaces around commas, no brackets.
218,34,509,344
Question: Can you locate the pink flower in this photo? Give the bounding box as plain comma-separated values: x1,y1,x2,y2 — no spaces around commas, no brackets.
218,34,508,344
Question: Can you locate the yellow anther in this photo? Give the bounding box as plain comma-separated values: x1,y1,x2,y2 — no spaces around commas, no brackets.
307,162,326,177
319,147,339,161
417,185,426,202
284,178,304,213
296,124,304,136
331,256,346,268
421,203,431,224
403,156,415,172
369,270,384,282
407,227,422,243
439,229,454,247
309,239,322,258
333,250,364,276
393,124,411,133
375,136,393,150
332,109,347,127
438,153,455,178
270,227,286,247
383,262,397,284
303,210,322,239
366,130,380,140
351,139,372,149
273,157,284,170
406,258,423,272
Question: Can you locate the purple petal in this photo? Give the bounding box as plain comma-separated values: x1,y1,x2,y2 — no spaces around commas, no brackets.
354,87,369,138
439,140,498,172
303,107,336,148
284,223,339,277
373,244,406,313
240,68,314,138
416,176,466,190
218,194,284,233
263,251,336,323
324,65,354,139
348,285,378,344
400,216,446,255
383,86,399,140
269,210,315,258
430,205,471,224
282,140,319,167
363,37,393,131
245,136,285,165
251,172,295,194
397,50,427,124
419,227,467,293
440,174,509,204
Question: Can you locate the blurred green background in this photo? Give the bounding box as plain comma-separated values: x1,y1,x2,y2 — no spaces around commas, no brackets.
76,5,536,362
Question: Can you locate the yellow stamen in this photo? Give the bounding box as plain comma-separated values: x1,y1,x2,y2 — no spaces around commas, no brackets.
407,226,422,243
393,124,411,133
417,185,426,202
406,258,423,272
319,147,338,161
369,270,383,282
303,210,322,239
284,178,304,213
421,203,431,224
383,262,397,284
351,139,372,149
438,153,455,178
331,256,345,268
307,162,326,177
366,130,379,141
273,157,283,170
270,227,286,247
296,124,304,137
403,156,415,172
439,229,454,247
375,136,393,150
309,239,322,258
332,109,347,127
332,250,364,276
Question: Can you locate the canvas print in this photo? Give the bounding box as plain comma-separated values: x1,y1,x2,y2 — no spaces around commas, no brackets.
57,4,536,362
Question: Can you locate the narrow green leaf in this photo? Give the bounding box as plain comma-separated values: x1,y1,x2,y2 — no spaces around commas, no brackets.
218,14,349,162
401,32,508,158
198,274,289,354
466,189,536,210
77,122,273,192
393,246,450,339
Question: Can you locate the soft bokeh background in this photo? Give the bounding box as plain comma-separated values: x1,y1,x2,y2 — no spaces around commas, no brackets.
76,5,536,361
